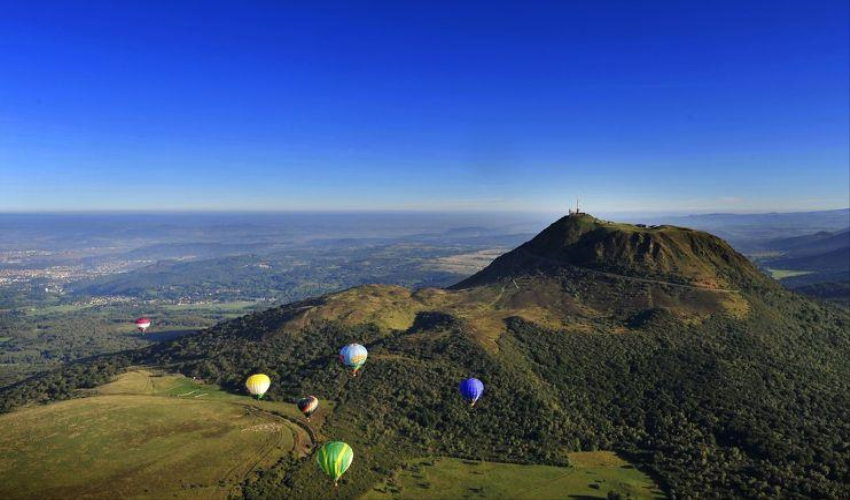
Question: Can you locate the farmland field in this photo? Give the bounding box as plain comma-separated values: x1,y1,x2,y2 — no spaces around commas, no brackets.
427,249,506,274
0,370,312,500
360,453,664,500
765,268,814,279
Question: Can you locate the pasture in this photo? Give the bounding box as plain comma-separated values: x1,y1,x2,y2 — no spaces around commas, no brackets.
361,452,664,500
0,370,312,500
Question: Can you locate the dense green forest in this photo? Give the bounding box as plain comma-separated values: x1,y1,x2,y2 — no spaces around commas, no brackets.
791,281,850,306
4,283,848,499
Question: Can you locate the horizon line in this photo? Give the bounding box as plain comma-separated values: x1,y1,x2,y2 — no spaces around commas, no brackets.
1,207,848,217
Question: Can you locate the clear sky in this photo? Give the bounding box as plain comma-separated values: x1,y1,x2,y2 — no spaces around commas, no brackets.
1,1,848,213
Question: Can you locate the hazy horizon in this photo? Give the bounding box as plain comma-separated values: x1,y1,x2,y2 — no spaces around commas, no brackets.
1,207,849,217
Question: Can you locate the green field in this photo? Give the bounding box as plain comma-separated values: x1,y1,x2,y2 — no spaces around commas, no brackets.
21,303,99,316
766,268,815,279
159,301,262,314
0,370,313,500
19,300,261,319
360,454,664,500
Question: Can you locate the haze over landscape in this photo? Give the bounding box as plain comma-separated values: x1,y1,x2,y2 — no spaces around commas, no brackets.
1,2,849,500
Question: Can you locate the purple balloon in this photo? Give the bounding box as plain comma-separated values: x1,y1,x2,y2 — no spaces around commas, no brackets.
459,377,484,405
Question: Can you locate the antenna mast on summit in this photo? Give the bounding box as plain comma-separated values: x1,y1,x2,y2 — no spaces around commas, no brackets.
569,196,581,216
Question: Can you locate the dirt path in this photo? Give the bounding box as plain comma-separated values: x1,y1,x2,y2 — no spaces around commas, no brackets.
225,405,296,499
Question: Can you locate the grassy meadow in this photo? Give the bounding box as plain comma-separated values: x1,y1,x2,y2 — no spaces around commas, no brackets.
0,370,314,500
360,453,664,500
765,268,814,279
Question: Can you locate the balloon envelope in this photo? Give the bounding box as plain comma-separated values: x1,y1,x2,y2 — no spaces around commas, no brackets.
245,374,271,398
298,396,319,417
339,344,368,372
316,441,354,483
459,378,484,404
134,317,151,331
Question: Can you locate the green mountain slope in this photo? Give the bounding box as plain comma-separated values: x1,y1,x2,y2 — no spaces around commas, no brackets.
454,213,769,289
2,214,849,499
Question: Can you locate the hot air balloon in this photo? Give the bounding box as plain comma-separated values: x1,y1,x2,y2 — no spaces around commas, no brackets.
459,377,484,407
135,317,151,332
316,441,353,486
339,343,368,376
297,396,319,421
245,373,271,399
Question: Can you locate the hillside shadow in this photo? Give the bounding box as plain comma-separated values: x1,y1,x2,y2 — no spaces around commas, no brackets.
142,329,200,342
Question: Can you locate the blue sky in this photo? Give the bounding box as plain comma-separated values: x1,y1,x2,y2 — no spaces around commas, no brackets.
1,1,848,213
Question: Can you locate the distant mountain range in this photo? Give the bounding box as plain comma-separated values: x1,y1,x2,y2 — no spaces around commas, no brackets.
753,227,849,303
771,245,849,272
764,228,850,257
636,208,850,252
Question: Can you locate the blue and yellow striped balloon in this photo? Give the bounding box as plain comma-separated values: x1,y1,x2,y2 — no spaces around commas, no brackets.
339,343,368,376
316,441,354,484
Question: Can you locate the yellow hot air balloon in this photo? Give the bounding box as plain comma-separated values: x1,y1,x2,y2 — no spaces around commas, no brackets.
245,373,271,399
